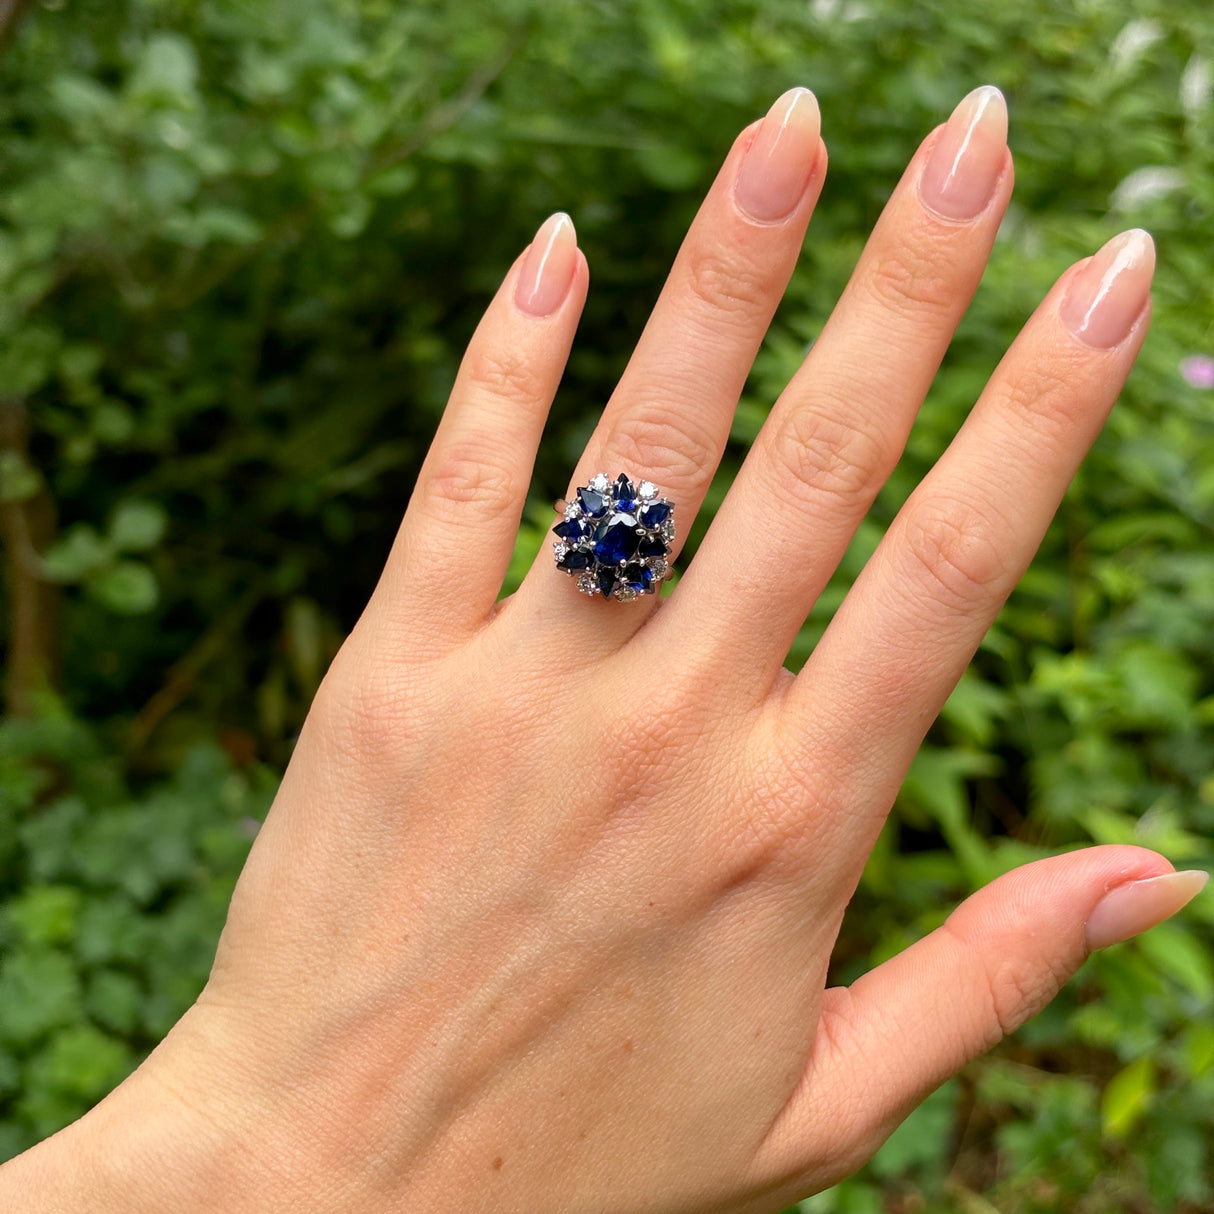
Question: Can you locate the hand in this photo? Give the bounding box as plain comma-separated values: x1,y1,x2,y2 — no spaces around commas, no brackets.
6,85,1203,1214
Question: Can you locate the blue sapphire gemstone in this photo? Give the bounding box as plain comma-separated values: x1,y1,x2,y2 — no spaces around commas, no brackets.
613,474,636,511
597,567,617,599
552,518,586,541
592,512,641,566
557,548,592,571
637,535,668,559
622,563,653,594
639,501,670,528
577,487,609,518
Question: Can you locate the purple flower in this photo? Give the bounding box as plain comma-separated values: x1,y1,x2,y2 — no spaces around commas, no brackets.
1180,355,1214,389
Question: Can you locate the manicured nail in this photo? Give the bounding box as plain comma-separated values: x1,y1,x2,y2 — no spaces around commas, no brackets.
1085,869,1208,951
734,87,822,223
1060,228,1156,349
515,212,577,317
919,86,1008,220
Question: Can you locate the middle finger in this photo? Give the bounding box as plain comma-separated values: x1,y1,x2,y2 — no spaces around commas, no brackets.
515,88,826,630
651,87,1011,689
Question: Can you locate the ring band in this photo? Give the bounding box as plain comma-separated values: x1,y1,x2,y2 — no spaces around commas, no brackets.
552,472,675,601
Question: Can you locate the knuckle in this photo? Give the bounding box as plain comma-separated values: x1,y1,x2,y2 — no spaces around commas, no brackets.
706,803,800,892
310,639,417,762
609,407,718,490
593,708,695,818
724,739,838,878
898,497,1009,611
945,920,1067,1041
997,356,1091,440
762,403,894,517
463,342,545,407
866,244,958,317
681,244,772,319
426,439,516,514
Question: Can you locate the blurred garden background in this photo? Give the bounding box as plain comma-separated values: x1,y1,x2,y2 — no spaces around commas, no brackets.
0,0,1212,1209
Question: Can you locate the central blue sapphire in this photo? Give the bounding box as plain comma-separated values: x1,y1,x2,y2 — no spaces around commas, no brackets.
592,512,641,566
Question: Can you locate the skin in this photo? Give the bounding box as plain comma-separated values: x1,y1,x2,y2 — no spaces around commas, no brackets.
0,92,1190,1213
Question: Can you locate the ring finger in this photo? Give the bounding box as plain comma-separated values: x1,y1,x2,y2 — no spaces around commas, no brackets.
515,88,827,635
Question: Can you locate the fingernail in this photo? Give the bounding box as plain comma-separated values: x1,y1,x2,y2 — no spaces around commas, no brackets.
1060,228,1156,349
515,212,577,317
919,85,1008,220
1085,869,1208,952
734,87,822,223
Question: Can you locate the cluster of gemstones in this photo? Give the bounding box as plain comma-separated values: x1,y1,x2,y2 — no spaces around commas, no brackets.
552,472,675,601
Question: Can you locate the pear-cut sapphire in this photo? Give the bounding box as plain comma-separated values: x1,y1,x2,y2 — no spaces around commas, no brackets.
621,563,653,594
597,567,617,599
639,501,670,528
577,487,609,518
612,473,636,512
593,513,641,566
552,517,586,541
637,535,668,559
556,548,592,571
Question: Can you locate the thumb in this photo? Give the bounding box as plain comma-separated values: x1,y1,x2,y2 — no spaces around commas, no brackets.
765,846,1207,1188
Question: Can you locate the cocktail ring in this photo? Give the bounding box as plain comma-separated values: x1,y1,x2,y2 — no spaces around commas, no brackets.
552,472,675,601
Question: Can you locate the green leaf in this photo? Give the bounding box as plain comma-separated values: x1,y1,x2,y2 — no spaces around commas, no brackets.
0,950,82,1047
0,324,61,395
91,402,135,445
128,33,199,104
165,206,264,247
868,1080,956,1177
40,525,112,582
0,450,43,504
49,74,116,122
0,1048,20,1097
109,501,167,552
26,1024,132,1100
940,670,1010,747
1113,640,1200,727
3,886,83,948
87,561,159,615
328,194,372,239
85,971,144,1035
1183,1023,1214,1078
633,143,705,190
57,343,104,385
1137,921,1214,1001
1102,1055,1156,1139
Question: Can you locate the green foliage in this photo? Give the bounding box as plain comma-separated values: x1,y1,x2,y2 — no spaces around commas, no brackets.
0,717,271,1154
0,0,1211,1209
